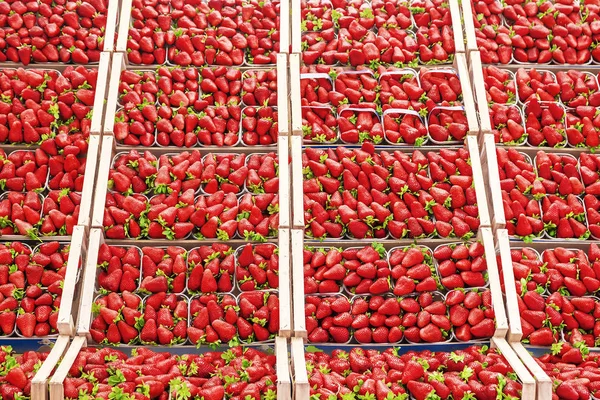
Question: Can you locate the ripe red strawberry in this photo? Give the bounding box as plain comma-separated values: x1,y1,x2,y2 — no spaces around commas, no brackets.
188,244,235,293
306,295,351,343
236,243,279,291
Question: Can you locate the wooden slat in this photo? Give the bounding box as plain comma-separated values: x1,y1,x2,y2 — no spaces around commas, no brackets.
276,336,292,400
77,134,101,227
492,338,536,400
277,54,291,137
496,229,523,342
466,136,491,228
115,0,133,53
481,133,506,230
103,0,120,52
102,53,125,136
279,0,291,53
461,0,478,55
49,336,87,400
449,0,465,54
469,51,492,132
279,137,291,229
290,136,303,229
75,228,104,337
279,228,292,337
480,227,508,337
455,53,479,135
290,0,301,53
510,342,553,400
289,54,302,136
31,335,71,400
90,52,111,135
291,338,309,400
57,226,87,335
91,135,116,229
291,229,306,338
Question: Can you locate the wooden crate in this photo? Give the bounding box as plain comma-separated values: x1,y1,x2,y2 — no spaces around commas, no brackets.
496,228,523,342
43,336,292,400
292,338,534,400
76,228,287,343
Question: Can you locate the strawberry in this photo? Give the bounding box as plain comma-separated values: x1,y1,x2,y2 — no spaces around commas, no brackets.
236,243,279,291
242,106,278,145
306,295,351,343
302,106,339,143
242,69,277,106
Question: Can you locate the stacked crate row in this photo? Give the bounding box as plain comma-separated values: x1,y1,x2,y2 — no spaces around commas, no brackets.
0,0,294,399
0,0,117,397
286,0,539,399
461,0,600,398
